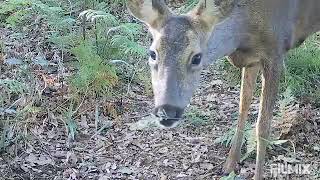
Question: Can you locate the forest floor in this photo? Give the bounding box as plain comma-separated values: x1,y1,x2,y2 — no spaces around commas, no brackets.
1,23,320,180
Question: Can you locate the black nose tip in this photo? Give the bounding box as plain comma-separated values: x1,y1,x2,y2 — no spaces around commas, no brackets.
154,105,184,127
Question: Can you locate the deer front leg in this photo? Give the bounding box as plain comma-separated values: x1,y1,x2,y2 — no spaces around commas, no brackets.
254,61,282,180
224,65,260,174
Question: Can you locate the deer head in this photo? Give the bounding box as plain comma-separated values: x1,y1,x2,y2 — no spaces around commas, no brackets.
127,0,236,127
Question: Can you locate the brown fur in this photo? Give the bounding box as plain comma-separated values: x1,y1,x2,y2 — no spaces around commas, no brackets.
127,0,320,179
218,1,320,179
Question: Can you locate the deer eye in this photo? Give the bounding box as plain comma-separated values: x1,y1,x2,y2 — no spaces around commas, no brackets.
191,53,202,65
149,50,157,60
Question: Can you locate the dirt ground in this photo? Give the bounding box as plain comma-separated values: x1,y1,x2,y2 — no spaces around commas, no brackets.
1,24,320,180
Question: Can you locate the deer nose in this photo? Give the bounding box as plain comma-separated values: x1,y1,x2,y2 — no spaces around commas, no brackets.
154,105,184,127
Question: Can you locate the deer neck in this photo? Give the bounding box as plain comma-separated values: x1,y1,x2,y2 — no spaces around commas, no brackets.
205,7,248,65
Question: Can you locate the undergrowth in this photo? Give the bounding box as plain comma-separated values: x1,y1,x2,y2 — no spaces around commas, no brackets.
0,0,147,151
284,34,320,104
0,0,147,98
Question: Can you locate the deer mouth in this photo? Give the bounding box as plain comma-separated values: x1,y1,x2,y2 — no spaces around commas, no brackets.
153,105,184,127
159,117,181,127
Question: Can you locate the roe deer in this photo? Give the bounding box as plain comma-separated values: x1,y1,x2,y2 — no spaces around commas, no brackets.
127,0,320,179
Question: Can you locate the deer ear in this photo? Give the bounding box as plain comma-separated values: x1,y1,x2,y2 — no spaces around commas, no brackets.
187,0,236,31
127,0,171,30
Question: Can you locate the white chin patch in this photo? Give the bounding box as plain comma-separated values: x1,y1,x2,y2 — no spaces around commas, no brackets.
128,114,181,131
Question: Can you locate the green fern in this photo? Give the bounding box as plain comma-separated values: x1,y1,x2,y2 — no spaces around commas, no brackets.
49,33,80,51
108,23,143,39
71,42,118,97
214,122,252,148
79,9,118,25
0,0,147,100
0,0,32,27
240,128,256,162
111,35,146,57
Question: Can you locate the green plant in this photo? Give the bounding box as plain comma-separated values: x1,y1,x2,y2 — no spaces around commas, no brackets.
0,79,28,95
69,7,147,98
1,0,147,96
70,42,118,97
214,121,252,148
214,121,290,162
0,73,38,153
218,58,242,86
0,0,33,27
0,0,67,28
185,106,216,126
0,0,149,149
284,34,320,103
64,102,78,141
178,0,199,13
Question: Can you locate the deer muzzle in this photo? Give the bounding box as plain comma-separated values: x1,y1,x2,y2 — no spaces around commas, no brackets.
153,104,184,127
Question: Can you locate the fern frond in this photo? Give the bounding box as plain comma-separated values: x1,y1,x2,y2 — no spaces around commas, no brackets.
111,35,147,57
71,42,118,96
79,9,118,26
